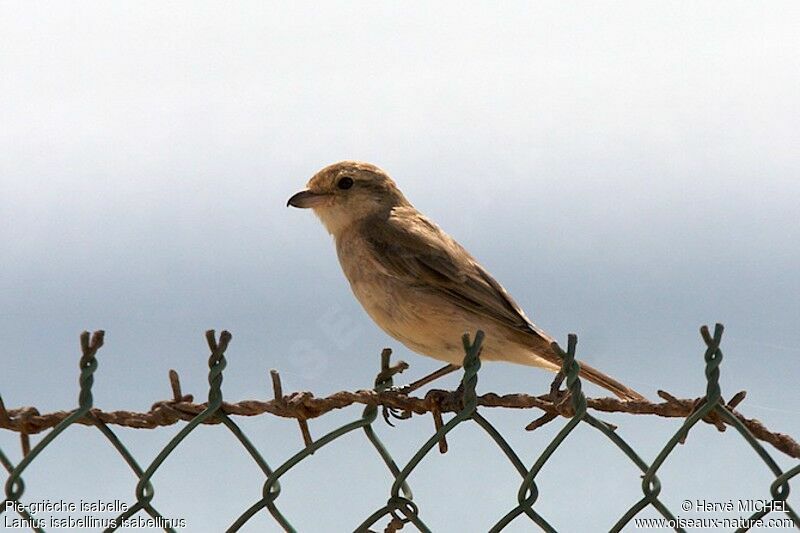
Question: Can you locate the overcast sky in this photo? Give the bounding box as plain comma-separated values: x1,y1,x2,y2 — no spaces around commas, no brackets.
2,2,798,531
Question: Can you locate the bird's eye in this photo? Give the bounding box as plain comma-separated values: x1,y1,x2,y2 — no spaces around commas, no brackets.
337,177,354,190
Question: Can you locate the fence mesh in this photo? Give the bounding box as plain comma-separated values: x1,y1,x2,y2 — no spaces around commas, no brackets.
1,324,798,532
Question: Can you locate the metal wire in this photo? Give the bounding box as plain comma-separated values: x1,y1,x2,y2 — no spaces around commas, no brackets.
1,324,798,532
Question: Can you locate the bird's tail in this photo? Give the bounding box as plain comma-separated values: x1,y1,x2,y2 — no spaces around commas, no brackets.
576,360,646,401
508,336,646,401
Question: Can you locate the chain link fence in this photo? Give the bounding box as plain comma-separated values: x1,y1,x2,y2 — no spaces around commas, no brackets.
2,324,798,531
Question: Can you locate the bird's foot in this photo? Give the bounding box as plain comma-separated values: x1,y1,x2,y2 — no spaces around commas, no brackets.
382,405,412,426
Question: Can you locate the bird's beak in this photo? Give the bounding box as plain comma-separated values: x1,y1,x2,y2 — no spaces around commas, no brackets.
286,189,331,208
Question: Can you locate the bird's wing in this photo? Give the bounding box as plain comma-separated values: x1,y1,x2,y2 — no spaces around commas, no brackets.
363,209,550,341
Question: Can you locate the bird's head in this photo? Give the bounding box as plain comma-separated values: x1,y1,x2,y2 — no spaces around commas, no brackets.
287,161,409,235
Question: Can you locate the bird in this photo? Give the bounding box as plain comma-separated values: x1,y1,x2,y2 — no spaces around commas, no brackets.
287,161,645,401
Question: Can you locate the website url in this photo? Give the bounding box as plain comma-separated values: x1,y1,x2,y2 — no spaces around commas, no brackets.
634,516,795,529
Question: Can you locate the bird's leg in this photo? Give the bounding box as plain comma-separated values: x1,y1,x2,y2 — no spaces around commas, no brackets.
548,369,571,409
383,364,460,425
549,369,565,399
397,364,460,395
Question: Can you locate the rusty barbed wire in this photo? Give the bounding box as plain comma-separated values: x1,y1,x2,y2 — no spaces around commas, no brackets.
0,374,797,459
2,326,798,532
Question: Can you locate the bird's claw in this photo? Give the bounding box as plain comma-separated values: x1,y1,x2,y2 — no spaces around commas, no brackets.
382,405,412,426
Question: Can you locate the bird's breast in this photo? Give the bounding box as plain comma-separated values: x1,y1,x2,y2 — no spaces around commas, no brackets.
335,232,402,322
332,232,464,363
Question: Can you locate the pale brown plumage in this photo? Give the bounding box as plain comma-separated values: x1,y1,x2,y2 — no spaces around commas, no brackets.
288,161,644,401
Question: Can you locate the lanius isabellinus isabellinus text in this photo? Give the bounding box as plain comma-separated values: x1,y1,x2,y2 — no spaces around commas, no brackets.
288,161,644,401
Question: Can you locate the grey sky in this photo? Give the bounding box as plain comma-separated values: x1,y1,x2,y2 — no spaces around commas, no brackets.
2,2,799,531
